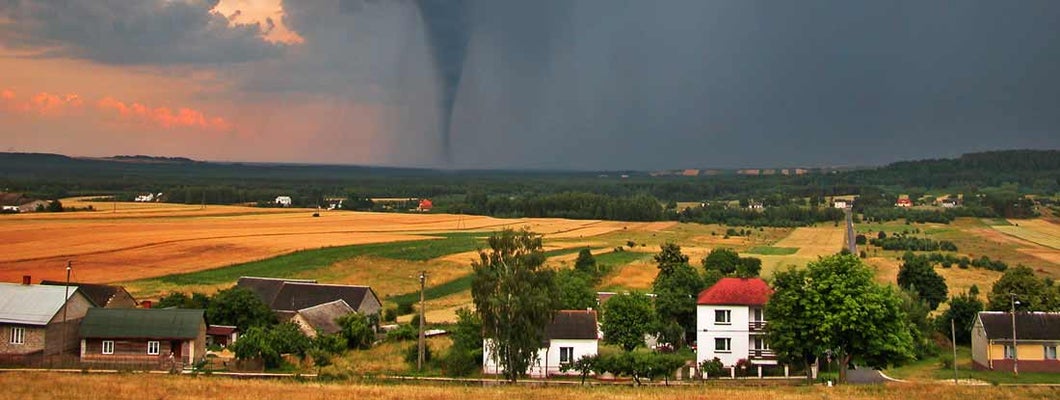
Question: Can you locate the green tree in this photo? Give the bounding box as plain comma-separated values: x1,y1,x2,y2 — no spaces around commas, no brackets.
766,254,916,383
735,256,762,278
206,287,276,331
157,292,210,309
46,199,63,212
652,250,702,346
574,248,599,277
601,292,655,351
335,313,374,349
702,248,739,275
654,242,690,274
557,269,597,310
896,256,949,310
231,322,311,369
560,354,597,385
471,228,561,382
442,307,483,377
988,266,1058,311
936,291,984,345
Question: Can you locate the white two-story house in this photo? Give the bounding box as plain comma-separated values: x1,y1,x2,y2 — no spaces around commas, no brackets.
484,309,599,378
696,277,775,370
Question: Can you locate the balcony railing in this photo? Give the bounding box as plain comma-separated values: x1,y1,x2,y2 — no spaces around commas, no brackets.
749,348,776,360
749,321,767,331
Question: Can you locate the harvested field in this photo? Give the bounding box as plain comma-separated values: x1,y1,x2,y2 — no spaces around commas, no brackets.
756,225,847,276
866,257,1001,300
995,218,1060,249
0,201,673,284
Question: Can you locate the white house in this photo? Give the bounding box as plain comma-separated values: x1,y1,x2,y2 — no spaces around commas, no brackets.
274,196,293,207
484,309,599,378
696,277,776,372
832,200,849,209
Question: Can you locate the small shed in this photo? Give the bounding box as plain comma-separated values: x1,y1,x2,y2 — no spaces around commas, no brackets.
206,325,240,348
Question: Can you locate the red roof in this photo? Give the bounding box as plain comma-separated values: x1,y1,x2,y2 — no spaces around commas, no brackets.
696,277,772,306
206,325,238,335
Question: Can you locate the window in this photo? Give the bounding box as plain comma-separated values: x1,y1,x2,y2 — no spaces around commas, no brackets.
102,340,114,355
1046,345,1057,360
147,341,160,355
559,347,574,363
715,310,731,325
715,338,731,353
1004,345,1015,359
753,308,763,322
753,337,768,350
10,327,25,345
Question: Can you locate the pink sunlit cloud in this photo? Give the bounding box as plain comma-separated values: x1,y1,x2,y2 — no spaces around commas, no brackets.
2,88,232,133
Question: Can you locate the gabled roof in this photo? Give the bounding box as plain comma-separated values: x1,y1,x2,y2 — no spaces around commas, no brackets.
977,311,1060,341
0,192,34,207
296,299,355,335
80,308,204,339
238,277,377,313
697,277,772,306
545,310,598,340
0,282,80,325
236,276,317,308
40,280,133,308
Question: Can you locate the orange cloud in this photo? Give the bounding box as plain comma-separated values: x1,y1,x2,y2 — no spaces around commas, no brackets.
96,97,232,132
0,89,84,116
2,88,232,132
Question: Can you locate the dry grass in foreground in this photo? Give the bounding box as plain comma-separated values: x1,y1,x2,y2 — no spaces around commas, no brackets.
0,372,1054,400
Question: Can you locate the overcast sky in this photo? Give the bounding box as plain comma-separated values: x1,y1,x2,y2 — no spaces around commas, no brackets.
2,0,1058,170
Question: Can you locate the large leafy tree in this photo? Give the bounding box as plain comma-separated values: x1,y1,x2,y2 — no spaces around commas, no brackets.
896,255,948,310
471,228,561,382
936,291,984,345
557,269,597,310
574,248,599,277
702,248,739,275
335,313,374,349
766,254,916,383
601,292,655,351
206,287,276,331
651,243,702,346
988,266,1060,311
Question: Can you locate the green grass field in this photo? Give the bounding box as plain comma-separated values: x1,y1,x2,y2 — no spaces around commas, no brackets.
594,250,653,266
745,246,800,255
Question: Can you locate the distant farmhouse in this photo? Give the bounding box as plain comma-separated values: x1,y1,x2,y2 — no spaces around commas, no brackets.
236,277,381,325
274,196,293,207
40,281,137,309
0,192,49,213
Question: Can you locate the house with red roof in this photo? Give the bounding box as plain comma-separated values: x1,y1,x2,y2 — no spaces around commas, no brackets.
696,277,775,373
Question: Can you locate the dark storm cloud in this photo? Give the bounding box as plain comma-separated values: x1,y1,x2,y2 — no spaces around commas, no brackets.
446,0,1060,170
0,0,281,64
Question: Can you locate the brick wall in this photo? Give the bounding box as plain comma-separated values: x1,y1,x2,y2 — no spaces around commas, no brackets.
986,359,1060,373
0,324,46,354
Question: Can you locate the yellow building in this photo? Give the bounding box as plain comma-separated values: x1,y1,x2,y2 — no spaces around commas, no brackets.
971,311,1059,373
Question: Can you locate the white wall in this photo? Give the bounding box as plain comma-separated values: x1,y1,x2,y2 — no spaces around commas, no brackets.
696,304,750,367
483,338,598,378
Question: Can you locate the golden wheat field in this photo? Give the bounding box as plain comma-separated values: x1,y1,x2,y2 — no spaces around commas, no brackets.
0,372,1054,400
0,199,664,284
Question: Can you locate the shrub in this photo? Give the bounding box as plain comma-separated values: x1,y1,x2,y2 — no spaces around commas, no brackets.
699,357,724,379
404,343,432,366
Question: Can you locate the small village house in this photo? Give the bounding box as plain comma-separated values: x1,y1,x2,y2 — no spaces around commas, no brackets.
206,325,239,348
895,196,913,207
237,277,381,321
971,311,1060,372
0,193,48,213
696,277,778,377
285,299,355,338
274,196,293,207
0,278,93,363
40,281,137,309
79,308,206,369
483,309,599,378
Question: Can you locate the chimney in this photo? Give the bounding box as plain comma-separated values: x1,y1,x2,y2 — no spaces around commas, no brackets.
22,275,31,285
141,300,152,309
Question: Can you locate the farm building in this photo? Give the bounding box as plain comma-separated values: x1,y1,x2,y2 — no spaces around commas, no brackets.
274,196,293,207
237,277,381,320
696,277,777,375
483,309,599,378
283,299,355,338
0,279,93,362
895,197,913,207
0,192,48,213
206,325,239,348
79,308,206,369
40,281,137,309
971,311,1060,373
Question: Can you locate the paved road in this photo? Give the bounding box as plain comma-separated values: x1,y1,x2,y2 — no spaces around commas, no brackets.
846,368,888,384
844,207,857,254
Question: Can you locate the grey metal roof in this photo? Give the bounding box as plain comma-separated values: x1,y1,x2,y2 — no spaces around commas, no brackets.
297,299,354,335
0,282,80,326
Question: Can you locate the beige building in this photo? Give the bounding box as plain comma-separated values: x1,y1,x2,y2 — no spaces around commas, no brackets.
0,279,94,362
972,311,1059,373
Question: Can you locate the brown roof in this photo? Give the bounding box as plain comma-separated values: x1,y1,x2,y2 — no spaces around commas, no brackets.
206,325,239,336
545,310,598,340
297,300,355,335
978,312,1060,340
0,192,33,207
237,276,378,314
40,280,133,308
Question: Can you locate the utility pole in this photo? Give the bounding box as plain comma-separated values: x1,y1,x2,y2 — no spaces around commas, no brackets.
951,318,958,384
61,261,71,366
418,270,427,371
1010,293,1019,376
